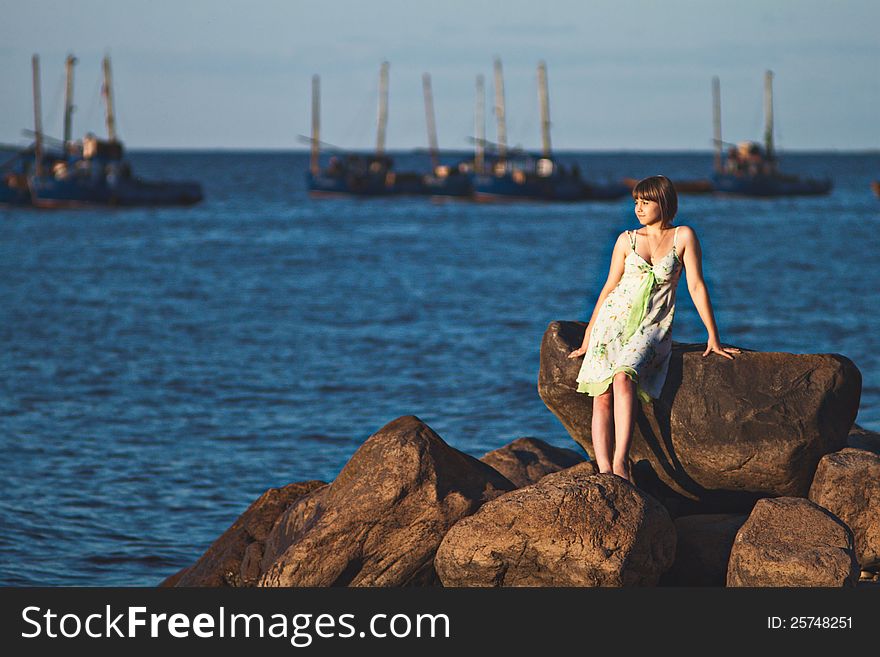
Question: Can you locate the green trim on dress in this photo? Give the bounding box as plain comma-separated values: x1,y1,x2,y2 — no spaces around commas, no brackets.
576,366,653,404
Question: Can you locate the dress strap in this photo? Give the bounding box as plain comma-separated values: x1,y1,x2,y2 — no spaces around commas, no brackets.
673,226,680,249
628,230,637,250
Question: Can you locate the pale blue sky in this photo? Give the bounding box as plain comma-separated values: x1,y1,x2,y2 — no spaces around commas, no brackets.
1,0,877,150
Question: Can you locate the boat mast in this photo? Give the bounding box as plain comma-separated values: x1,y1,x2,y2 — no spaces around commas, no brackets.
63,54,77,154
475,74,485,174
537,61,552,158
376,61,389,157
422,73,439,171
763,69,774,162
712,76,722,172
493,57,508,163
32,54,44,176
102,55,118,142
310,74,320,175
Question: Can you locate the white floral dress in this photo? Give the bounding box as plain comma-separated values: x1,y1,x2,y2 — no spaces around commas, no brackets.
576,227,683,403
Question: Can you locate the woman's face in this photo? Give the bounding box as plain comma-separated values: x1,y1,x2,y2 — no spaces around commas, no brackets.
634,197,662,226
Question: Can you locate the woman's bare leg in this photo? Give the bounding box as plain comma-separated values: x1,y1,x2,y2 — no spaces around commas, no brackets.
591,390,614,474
611,372,636,481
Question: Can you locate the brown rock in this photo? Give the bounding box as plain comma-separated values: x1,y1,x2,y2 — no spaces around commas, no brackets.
479,437,585,488
539,321,861,513
660,514,747,586
258,416,515,587
848,423,880,454
260,484,328,571
173,480,325,587
726,497,860,587
809,448,880,569
435,470,676,586
158,566,190,588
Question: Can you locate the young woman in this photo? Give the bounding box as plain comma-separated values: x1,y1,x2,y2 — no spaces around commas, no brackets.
567,175,739,482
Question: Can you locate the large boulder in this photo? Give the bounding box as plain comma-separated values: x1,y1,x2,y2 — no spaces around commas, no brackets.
539,321,861,513
171,480,325,587
479,437,587,488
435,465,676,586
258,416,515,587
848,424,880,454
659,513,747,586
809,448,880,569
726,497,860,587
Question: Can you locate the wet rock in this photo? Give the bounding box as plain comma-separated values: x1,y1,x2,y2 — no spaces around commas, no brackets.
259,416,515,587
539,321,861,513
479,436,586,488
172,480,325,587
809,448,880,569
726,497,860,587
435,469,675,586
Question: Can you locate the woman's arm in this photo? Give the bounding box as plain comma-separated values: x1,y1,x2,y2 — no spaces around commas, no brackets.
678,226,739,359
567,232,629,358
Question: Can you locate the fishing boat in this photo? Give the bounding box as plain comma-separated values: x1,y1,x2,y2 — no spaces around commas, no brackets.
709,72,832,197
474,154,603,202
0,56,68,207
472,59,628,202
307,63,427,197
418,72,474,198
26,54,202,208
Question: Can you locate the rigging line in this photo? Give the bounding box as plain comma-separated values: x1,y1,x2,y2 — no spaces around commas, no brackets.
82,66,104,137
43,67,66,134
111,66,125,140
515,76,539,151
749,86,762,143
339,81,378,150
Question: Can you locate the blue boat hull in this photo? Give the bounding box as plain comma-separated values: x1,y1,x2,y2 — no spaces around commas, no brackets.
422,173,473,197
306,170,431,196
30,175,203,207
307,171,389,196
473,173,628,202
0,176,31,206
711,172,832,197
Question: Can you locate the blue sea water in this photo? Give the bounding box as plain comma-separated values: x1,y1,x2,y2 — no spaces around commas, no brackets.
1,150,878,585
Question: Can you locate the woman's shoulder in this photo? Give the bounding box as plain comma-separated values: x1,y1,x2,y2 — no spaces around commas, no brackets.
673,224,696,241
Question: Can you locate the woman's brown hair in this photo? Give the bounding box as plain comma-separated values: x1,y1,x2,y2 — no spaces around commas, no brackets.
632,175,678,227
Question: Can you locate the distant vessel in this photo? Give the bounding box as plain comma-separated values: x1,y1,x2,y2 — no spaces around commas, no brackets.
710,72,832,197
307,62,426,197
27,55,203,208
418,72,473,198
0,56,67,207
472,59,628,202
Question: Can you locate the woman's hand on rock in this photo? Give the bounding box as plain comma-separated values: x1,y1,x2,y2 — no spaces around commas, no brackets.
567,346,587,359
702,338,741,360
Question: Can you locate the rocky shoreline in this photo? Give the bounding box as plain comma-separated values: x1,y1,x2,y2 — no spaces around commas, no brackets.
161,322,879,588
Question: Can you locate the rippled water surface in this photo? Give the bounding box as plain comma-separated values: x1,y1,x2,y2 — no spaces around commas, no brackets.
2,151,878,585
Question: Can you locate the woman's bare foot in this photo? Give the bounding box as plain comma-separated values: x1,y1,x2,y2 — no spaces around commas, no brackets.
612,462,632,482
